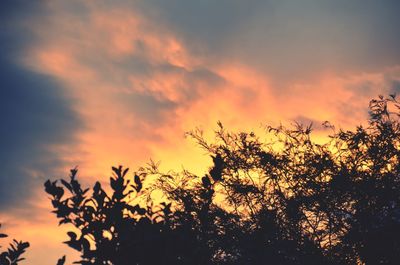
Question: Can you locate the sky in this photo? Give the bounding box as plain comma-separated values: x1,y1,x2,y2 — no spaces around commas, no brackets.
1,1,400,264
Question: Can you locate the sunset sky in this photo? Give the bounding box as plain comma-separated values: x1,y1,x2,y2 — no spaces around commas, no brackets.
1,1,400,264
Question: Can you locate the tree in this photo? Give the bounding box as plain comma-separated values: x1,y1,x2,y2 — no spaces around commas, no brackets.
0,224,29,265
45,166,209,265
46,95,400,265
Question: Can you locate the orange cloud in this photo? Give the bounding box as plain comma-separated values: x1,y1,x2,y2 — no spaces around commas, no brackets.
8,1,400,264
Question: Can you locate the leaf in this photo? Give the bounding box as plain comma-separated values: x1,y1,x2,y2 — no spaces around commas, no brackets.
134,175,142,192
134,175,141,185
123,167,129,177
110,177,117,191
67,231,77,241
137,207,146,215
57,256,66,265
44,180,54,195
201,176,211,188
61,179,73,192
70,167,78,179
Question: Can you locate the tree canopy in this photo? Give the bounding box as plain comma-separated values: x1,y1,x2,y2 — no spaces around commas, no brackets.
41,95,400,264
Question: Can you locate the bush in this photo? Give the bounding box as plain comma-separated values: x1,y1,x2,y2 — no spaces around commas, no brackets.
46,95,400,265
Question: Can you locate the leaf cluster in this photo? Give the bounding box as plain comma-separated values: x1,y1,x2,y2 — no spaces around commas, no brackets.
0,224,29,265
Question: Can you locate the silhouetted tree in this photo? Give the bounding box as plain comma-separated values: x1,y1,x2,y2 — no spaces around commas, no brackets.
45,166,213,265
0,224,29,265
46,95,400,265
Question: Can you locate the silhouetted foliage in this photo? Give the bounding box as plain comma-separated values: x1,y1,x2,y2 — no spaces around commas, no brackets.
45,166,211,265
56,256,65,265
46,95,400,265
0,224,29,265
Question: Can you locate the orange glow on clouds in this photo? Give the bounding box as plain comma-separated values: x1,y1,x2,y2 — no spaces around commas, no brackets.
23,0,400,200
4,1,400,264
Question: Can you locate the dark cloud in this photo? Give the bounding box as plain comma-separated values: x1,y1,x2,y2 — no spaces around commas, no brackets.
0,2,80,210
136,0,400,82
117,64,226,125
119,91,178,125
155,64,226,102
136,0,266,53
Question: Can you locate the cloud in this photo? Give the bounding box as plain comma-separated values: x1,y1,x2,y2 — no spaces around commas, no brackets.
0,2,80,210
23,1,400,166
2,2,400,264
135,0,266,50
134,0,400,83
8,0,400,188
13,3,229,182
